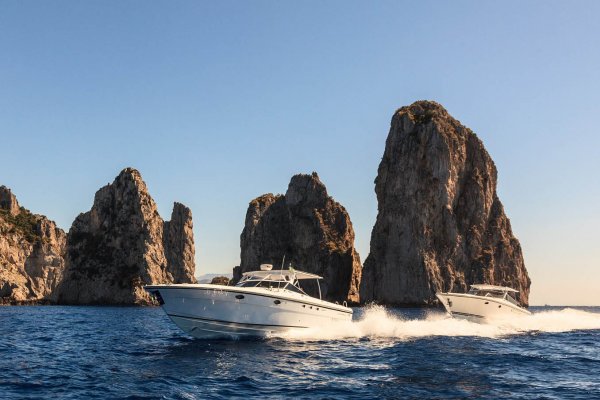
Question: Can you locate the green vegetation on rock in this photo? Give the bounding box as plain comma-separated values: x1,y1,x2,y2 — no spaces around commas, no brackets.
0,207,41,243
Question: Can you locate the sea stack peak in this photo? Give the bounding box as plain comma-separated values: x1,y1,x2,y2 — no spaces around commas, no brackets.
239,172,362,303
285,172,329,208
360,101,530,306
117,167,143,180
55,167,196,305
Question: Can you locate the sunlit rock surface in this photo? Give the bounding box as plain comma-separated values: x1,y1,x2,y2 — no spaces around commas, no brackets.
0,186,66,303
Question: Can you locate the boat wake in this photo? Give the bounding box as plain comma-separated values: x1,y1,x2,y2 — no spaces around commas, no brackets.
276,305,600,341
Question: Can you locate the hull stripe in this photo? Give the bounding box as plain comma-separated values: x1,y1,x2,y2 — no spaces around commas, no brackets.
452,311,484,319
167,313,308,329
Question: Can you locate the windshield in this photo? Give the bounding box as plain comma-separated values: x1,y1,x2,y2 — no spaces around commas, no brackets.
237,280,286,288
236,278,309,295
283,282,307,295
468,289,505,298
505,293,519,305
469,288,520,304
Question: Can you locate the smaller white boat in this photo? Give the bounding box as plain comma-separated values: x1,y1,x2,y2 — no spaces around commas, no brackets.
436,284,531,321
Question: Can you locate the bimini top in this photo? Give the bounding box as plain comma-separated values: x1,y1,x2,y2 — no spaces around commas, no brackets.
242,269,322,280
470,284,519,293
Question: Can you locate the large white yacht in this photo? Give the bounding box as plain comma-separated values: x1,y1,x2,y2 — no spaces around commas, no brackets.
144,265,353,339
436,284,531,321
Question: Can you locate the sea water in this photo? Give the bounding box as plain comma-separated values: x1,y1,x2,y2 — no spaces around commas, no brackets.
1,306,599,399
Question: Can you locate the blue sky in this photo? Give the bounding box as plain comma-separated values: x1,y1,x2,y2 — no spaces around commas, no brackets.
1,1,599,305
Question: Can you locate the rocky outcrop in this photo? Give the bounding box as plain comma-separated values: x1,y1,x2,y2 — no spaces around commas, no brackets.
0,186,66,303
0,186,21,216
238,173,362,303
360,101,531,306
210,276,230,285
163,203,196,284
55,168,196,305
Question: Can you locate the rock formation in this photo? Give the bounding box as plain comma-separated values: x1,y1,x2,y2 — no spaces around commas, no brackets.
0,186,66,303
55,168,196,305
360,101,531,306
0,186,21,216
163,203,196,284
238,173,362,303
210,276,230,285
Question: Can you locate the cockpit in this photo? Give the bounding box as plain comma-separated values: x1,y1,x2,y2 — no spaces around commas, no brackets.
468,286,519,305
235,268,322,298
237,278,308,294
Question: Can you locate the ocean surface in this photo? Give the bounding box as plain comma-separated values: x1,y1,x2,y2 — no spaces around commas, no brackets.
1,306,599,399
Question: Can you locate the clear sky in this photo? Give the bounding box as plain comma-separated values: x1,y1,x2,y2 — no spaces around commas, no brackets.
1,1,599,305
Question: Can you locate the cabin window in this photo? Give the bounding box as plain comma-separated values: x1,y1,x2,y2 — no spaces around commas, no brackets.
469,290,504,299
255,280,286,288
238,281,258,288
238,280,287,288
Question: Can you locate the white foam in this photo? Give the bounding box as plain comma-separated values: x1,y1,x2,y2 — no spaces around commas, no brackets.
276,305,600,341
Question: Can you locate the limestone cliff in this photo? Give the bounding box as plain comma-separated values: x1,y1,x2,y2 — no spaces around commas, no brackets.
360,101,531,306
55,168,196,305
238,173,362,303
0,186,66,303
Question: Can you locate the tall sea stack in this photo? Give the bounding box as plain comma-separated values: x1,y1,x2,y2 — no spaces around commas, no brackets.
55,168,196,305
360,101,531,306
0,186,66,303
238,173,362,303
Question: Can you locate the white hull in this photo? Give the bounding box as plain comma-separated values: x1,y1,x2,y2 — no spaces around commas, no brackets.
436,292,531,322
145,284,352,339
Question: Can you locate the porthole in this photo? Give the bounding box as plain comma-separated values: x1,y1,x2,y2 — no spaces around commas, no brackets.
274,300,281,305
235,294,244,300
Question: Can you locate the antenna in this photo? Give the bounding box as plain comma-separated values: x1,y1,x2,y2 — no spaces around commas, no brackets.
277,255,286,289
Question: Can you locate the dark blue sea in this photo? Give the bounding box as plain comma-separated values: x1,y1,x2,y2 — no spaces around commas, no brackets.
1,306,599,399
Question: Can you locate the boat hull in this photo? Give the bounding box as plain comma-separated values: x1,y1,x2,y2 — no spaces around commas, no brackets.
436,292,530,322
145,284,352,339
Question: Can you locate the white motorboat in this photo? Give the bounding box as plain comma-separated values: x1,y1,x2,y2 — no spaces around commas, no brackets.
144,265,353,339
436,284,531,322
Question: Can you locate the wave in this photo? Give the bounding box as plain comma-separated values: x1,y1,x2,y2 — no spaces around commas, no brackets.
276,305,600,341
